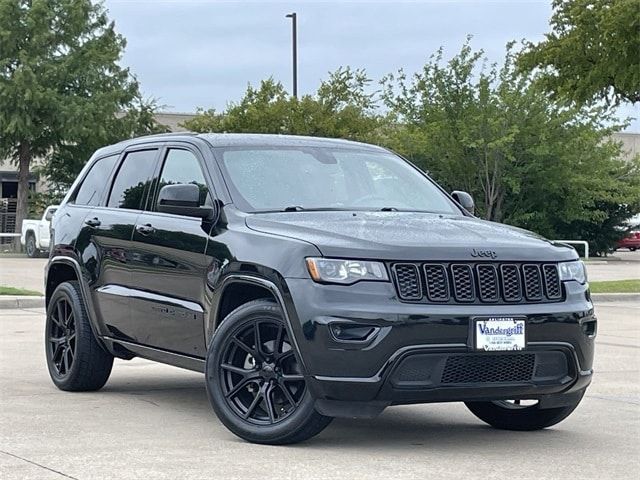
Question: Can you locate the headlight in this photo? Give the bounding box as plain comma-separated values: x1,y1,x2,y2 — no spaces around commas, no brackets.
306,258,389,284
558,260,587,284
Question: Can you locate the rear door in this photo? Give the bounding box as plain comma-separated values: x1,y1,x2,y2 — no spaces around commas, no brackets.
85,147,161,341
127,146,214,356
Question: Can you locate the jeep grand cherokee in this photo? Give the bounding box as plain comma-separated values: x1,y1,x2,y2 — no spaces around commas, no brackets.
44,133,595,444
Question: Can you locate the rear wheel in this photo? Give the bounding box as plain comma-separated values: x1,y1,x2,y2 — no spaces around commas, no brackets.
465,391,585,431
25,233,38,258
45,281,113,391
205,299,332,444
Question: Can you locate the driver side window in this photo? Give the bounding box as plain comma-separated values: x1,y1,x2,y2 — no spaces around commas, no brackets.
154,149,210,210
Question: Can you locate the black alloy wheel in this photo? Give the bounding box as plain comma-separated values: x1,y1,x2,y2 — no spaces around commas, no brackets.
48,297,77,376
219,318,305,424
206,299,332,444
45,281,113,391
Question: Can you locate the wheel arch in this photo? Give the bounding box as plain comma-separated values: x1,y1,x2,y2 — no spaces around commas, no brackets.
46,261,78,307
216,281,276,329
208,274,306,371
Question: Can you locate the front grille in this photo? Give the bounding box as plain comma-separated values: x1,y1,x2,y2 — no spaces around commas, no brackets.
476,264,499,302
522,264,543,300
501,264,522,301
543,264,562,299
423,264,449,301
451,264,475,302
441,353,535,384
390,262,563,304
392,263,422,300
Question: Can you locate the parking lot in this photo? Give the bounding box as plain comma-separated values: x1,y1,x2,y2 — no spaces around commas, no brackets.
0,298,638,480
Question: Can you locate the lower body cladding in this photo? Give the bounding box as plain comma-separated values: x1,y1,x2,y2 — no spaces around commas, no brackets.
285,278,596,419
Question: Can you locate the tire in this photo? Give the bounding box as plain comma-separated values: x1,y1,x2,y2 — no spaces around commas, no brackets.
465,391,585,431
630,247,637,252
25,233,38,258
45,281,114,391
205,299,332,444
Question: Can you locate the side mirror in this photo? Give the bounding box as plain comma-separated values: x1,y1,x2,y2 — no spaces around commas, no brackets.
451,190,475,216
157,184,214,219
44,209,56,221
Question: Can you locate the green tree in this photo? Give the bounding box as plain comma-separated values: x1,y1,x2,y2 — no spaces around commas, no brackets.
518,0,640,106
382,40,640,255
183,67,384,142
0,0,164,238
42,95,168,188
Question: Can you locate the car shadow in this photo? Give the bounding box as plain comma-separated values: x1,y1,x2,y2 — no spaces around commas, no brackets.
96,372,583,450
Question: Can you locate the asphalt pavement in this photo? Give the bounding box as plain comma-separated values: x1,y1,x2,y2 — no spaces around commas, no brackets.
0,300,638,480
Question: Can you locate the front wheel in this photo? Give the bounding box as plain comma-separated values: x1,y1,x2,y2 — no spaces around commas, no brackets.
205,299,332,444
465,391,585,431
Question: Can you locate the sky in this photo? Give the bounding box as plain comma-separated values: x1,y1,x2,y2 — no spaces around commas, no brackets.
104,0,639,131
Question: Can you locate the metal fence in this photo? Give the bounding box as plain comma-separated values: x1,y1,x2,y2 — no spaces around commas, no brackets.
0,198,18,245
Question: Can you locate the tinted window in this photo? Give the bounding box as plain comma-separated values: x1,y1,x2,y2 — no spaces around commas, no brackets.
108,150,158,210
73,154,118,206
155,149,209,208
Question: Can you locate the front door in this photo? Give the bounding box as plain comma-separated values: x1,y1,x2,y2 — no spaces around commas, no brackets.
128,147,214,357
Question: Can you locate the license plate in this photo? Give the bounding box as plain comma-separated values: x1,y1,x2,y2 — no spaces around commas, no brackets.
474,317,526,351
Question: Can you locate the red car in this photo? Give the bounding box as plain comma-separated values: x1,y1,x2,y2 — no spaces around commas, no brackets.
617,231,640,251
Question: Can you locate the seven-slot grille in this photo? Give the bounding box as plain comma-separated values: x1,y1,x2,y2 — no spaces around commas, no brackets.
391,262,563,304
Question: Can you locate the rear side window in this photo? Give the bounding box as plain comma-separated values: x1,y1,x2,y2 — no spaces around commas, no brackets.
108,149,158,210
73,154,119,206
155,149,210,209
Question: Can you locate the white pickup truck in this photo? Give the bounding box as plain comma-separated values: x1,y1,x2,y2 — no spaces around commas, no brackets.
20,205,58,257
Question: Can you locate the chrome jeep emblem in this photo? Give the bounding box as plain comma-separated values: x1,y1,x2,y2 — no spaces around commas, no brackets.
470,248,497,259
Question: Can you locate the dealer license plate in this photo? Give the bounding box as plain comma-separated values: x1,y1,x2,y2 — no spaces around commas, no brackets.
474,317,526,351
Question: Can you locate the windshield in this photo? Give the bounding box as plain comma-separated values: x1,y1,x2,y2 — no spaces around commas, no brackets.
217,146,461,215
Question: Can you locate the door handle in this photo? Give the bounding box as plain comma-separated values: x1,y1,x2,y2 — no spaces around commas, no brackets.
84,217,101,227
136,223,156,235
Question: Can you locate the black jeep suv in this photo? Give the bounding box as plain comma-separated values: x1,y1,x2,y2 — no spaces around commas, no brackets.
45,133,595,444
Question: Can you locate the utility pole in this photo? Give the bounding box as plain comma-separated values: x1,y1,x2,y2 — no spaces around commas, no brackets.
285,12,298,98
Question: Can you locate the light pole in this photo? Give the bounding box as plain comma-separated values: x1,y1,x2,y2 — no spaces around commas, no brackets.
285,12,298,98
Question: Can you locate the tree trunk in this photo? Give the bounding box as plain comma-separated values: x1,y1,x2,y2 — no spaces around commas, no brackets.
14,142,31,252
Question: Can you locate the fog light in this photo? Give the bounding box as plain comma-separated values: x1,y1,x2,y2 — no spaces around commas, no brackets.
330,323,378,342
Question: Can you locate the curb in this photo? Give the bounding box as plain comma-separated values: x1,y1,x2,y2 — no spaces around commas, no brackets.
591,293,640,303
0,296,45,310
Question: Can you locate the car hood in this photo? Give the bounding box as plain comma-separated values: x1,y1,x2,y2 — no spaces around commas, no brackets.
245,211,577,262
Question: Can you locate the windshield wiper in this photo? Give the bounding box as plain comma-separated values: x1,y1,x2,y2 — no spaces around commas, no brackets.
280,206,357,213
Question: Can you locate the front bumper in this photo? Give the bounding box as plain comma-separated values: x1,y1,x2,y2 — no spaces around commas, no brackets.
284,278,596,417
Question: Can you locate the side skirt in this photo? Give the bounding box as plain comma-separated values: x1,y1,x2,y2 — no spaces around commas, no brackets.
101,337,206,373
